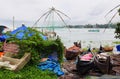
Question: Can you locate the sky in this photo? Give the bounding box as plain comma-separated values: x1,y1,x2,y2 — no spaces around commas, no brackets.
0,0,120,28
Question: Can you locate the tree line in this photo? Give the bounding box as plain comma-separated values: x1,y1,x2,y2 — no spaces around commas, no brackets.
67,23,117,28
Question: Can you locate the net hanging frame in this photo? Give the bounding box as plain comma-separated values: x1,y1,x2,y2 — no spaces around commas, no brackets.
104,4,120,32
32,7,71,32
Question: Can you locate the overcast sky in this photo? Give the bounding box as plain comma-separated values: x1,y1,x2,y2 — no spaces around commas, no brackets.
0,0,120,28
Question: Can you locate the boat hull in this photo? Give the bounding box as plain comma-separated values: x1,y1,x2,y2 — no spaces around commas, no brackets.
94,56,111,74
65,50,79,60
76,56,94,75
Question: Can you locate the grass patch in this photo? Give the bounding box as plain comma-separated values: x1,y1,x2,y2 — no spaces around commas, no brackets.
0,64,57,79
113,41,120,44
85,76,91,79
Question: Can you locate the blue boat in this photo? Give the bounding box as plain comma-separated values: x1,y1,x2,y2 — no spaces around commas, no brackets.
88,29,100,32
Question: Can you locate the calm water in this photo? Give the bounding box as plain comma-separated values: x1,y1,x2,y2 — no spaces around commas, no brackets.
54,28,119,48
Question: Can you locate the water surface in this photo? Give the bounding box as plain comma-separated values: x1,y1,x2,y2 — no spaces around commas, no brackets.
54,28,119,48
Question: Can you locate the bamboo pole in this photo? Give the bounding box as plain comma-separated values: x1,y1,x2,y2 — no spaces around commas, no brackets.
13,16,15,30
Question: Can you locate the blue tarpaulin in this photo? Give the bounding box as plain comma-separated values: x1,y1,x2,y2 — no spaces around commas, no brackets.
116,44,120,51
37,58,64,76
0,25,47,41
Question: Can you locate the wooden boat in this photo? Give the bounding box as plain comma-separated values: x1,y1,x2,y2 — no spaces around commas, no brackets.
76,56,94,75
65,45,80,60
76,49,94,75
103,46,113,52
73,41,81,48
98,45,104,54
94,55,111,74
88,29,100,32
65,49,80,60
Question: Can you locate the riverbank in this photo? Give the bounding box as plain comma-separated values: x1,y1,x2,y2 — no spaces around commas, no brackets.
59,40,120,79
64,40,118,49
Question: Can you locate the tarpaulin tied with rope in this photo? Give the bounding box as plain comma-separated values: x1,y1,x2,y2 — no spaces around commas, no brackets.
0,25,47,41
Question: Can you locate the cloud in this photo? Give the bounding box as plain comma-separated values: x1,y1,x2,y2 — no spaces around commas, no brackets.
0,0,120,27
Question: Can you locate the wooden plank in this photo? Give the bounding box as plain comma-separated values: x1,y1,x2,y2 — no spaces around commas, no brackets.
0,53,31,71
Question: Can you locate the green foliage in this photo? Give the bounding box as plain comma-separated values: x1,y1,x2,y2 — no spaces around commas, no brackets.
85,76,91,79
82,48,88,51
0,65,57,79
5,27,64,65
55,37,64,63
115,9,120,39
68,24,117,28
113,41,120,44
0,42,3,51
115,23,120,39
118,8,120,15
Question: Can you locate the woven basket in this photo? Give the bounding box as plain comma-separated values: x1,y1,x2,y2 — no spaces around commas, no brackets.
3,41,20,57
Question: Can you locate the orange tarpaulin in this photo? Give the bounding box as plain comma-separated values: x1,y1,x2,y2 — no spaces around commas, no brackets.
68,45,80,51
0,52,4,57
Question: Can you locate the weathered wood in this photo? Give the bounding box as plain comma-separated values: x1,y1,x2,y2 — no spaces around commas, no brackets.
13,53,31,71
94,56,111,74
76,55,94,75
0,53,31,71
